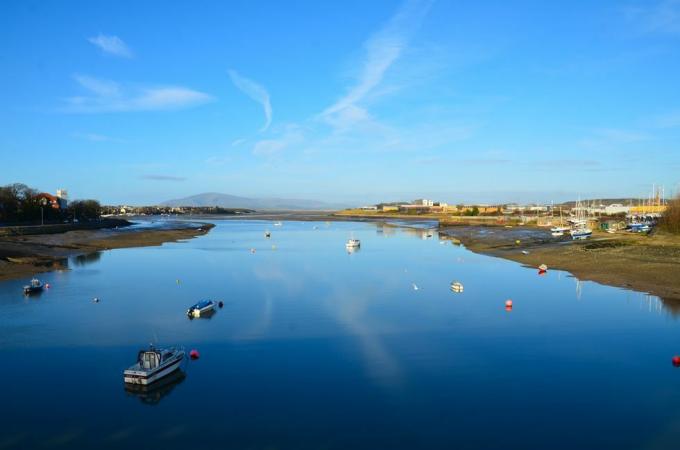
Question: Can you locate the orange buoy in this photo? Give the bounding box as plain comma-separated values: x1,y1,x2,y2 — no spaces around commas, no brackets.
505,300,513,308
673,356,680,367
538,269,546,275
190,349,200,360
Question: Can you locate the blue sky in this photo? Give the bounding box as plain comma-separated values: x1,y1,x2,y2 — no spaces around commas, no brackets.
2,0,680,205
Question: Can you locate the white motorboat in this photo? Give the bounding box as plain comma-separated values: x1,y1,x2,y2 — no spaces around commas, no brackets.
346,238,361,248
450,281,464,293
273,221,282,227
124,346,185,385
187,300,216,318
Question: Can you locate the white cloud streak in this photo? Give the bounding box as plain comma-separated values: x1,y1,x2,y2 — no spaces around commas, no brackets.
320,0,432,127
63,74,213,113
228,70,272,131
87,34,133,58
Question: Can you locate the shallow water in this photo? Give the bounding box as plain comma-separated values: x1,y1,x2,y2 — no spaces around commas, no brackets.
1,220,679,449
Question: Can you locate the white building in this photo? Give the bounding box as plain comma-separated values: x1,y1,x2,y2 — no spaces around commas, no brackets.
604,204,630,215
413,199,434,207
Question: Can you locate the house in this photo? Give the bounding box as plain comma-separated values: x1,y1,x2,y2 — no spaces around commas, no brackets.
35,193,62,210
380,205,399,212
413,199,434,207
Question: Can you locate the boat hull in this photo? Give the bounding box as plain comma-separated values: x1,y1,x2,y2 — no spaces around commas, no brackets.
124,356,184,385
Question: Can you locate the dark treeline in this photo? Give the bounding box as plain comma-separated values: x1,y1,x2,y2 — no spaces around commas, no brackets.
0,183,101,225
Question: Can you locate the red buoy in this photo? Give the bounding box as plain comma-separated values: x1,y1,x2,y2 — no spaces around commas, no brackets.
538,270,546,275
672,356,680,367
505,300,513,308
190,349,200,360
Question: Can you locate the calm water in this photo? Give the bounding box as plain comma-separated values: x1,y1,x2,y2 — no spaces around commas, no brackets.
1,220,680,449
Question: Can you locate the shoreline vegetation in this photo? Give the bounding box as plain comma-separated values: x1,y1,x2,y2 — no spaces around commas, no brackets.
2,209,680,308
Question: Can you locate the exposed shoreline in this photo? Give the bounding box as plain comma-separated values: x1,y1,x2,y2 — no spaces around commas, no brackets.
437,225,680,307
0,221,214,282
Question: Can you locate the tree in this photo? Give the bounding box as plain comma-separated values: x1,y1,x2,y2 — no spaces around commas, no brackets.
69,199,101,221
659,195,680,234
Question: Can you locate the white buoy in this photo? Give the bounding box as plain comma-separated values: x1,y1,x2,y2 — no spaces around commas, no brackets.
412,283,419,291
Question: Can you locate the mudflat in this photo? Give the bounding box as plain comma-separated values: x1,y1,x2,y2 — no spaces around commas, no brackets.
0,222,214,281
439,225,680,307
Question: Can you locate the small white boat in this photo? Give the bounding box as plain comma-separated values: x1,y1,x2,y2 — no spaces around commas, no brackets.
186,300,216,318
273,222,282,227
124,346,185,385
551,230,564,237
346,238,361,248
570,227,592,240
23,278,43,295
450,281,464,293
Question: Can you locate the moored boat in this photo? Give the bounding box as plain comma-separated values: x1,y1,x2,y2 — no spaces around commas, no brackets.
346,238,361,248
123,345,185,385
186,300,216,318
23,278,43,295
450,281,464,293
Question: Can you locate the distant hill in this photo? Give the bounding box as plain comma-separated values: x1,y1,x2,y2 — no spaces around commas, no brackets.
160,192,348,210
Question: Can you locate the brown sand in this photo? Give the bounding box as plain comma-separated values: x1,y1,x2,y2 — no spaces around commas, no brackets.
439,225,680,307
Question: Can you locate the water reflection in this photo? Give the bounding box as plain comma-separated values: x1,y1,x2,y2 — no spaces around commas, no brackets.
71,251,102,267
124,369,186,405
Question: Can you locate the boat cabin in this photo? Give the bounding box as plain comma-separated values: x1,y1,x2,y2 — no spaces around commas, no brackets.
137,348,176,370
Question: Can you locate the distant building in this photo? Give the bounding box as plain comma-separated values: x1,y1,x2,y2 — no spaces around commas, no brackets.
604,204,630,215
380,205,399,212
55,189,68,209
35,193,59,209
413,199,434,207
360,205,378,211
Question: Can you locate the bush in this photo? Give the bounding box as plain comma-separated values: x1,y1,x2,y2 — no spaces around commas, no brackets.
659,195,680,234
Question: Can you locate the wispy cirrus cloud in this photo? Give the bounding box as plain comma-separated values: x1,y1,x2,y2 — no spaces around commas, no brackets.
63,74,213,113
228,70,272,131
624,0,680,35
140,174,186,181
252,125,304,156
71,131,125,143
87,34,133,58
320,0,432,128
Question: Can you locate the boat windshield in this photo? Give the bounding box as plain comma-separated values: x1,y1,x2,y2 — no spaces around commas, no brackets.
139,351,160,369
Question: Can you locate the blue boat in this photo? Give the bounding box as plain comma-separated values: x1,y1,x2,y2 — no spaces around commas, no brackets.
187,300,216,318
23,278,44,295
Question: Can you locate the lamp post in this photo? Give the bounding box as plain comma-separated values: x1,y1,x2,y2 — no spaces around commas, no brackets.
40,198,47,226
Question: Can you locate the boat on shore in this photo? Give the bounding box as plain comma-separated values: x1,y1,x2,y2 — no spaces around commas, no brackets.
550,226,569,237
570,227,592,240
186,300,216,318
123,345,185,385
23,278,44,295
